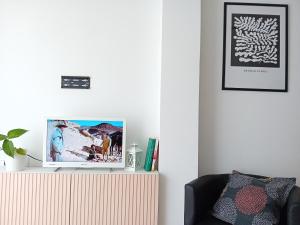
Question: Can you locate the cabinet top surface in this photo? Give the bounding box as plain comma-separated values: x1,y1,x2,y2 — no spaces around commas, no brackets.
0,167,159,175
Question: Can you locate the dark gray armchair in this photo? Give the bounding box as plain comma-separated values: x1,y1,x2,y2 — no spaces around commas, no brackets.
184,174,300,225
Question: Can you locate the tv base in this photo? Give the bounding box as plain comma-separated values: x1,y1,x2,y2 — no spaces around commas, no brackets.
74,167,112,172
54,167,62,172
51,167,113,173
50,167,78,172
42,167,125,173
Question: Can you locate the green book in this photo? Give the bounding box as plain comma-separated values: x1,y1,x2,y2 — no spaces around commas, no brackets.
144,138,157,171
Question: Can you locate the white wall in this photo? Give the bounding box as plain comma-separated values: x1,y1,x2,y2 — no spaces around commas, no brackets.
0,0,162,164
199,0,300,184
160,0,200,225
0,1,202,224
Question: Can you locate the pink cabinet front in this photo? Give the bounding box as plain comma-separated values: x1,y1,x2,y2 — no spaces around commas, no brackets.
0,172,159,225
0,173,71,225
70,173,159,225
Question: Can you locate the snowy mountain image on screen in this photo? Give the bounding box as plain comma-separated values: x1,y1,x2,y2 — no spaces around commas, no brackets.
231,14,280,68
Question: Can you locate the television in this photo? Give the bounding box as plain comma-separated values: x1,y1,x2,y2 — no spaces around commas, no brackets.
43,118,126,168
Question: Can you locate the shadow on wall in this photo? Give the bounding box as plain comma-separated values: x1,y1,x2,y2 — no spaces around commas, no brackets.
199,0,223,176
159,174,167,225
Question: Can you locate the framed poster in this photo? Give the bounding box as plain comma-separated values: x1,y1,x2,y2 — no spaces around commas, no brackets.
222,3,288,92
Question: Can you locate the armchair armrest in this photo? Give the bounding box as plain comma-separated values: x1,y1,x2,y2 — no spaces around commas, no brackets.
184,174,229,225
287,186,300,225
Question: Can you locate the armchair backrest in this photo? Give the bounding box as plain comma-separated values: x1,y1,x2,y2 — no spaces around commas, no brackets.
185,173,300,225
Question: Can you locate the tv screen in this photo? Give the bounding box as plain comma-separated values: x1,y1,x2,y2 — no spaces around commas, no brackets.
43,118,126,168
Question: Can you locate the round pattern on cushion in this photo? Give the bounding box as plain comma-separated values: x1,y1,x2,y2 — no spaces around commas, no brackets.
213,197,237,224
252,212,276,225
265,178,295,206
228,174,253,189
265,181,280,201
235,185,267,215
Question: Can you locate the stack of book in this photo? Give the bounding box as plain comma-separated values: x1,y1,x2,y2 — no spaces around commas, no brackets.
144,137,159,172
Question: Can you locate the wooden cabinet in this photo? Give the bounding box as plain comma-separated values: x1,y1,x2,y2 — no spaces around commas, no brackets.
70,173,159,225
0,173,71,225
0,171,159,225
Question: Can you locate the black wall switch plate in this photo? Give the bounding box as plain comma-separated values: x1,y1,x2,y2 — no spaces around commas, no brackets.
61,76,90,89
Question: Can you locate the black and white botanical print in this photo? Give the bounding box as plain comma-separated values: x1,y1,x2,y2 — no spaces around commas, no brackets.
231,14,280,68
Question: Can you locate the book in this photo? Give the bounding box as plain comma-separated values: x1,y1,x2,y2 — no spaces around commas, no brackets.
144,138,157,171
151,139,159,171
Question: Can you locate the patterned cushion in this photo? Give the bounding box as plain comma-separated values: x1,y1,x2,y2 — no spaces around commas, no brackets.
211,172,296,225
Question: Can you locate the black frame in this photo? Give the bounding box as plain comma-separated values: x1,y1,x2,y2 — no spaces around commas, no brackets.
222,2,288,92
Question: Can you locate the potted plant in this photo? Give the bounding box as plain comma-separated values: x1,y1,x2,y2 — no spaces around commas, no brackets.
0,129,28,171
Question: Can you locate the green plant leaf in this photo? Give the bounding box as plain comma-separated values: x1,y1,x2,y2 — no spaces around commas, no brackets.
0,134,7,141
16,148,27,156
2,139,15,158
7,129,28,139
